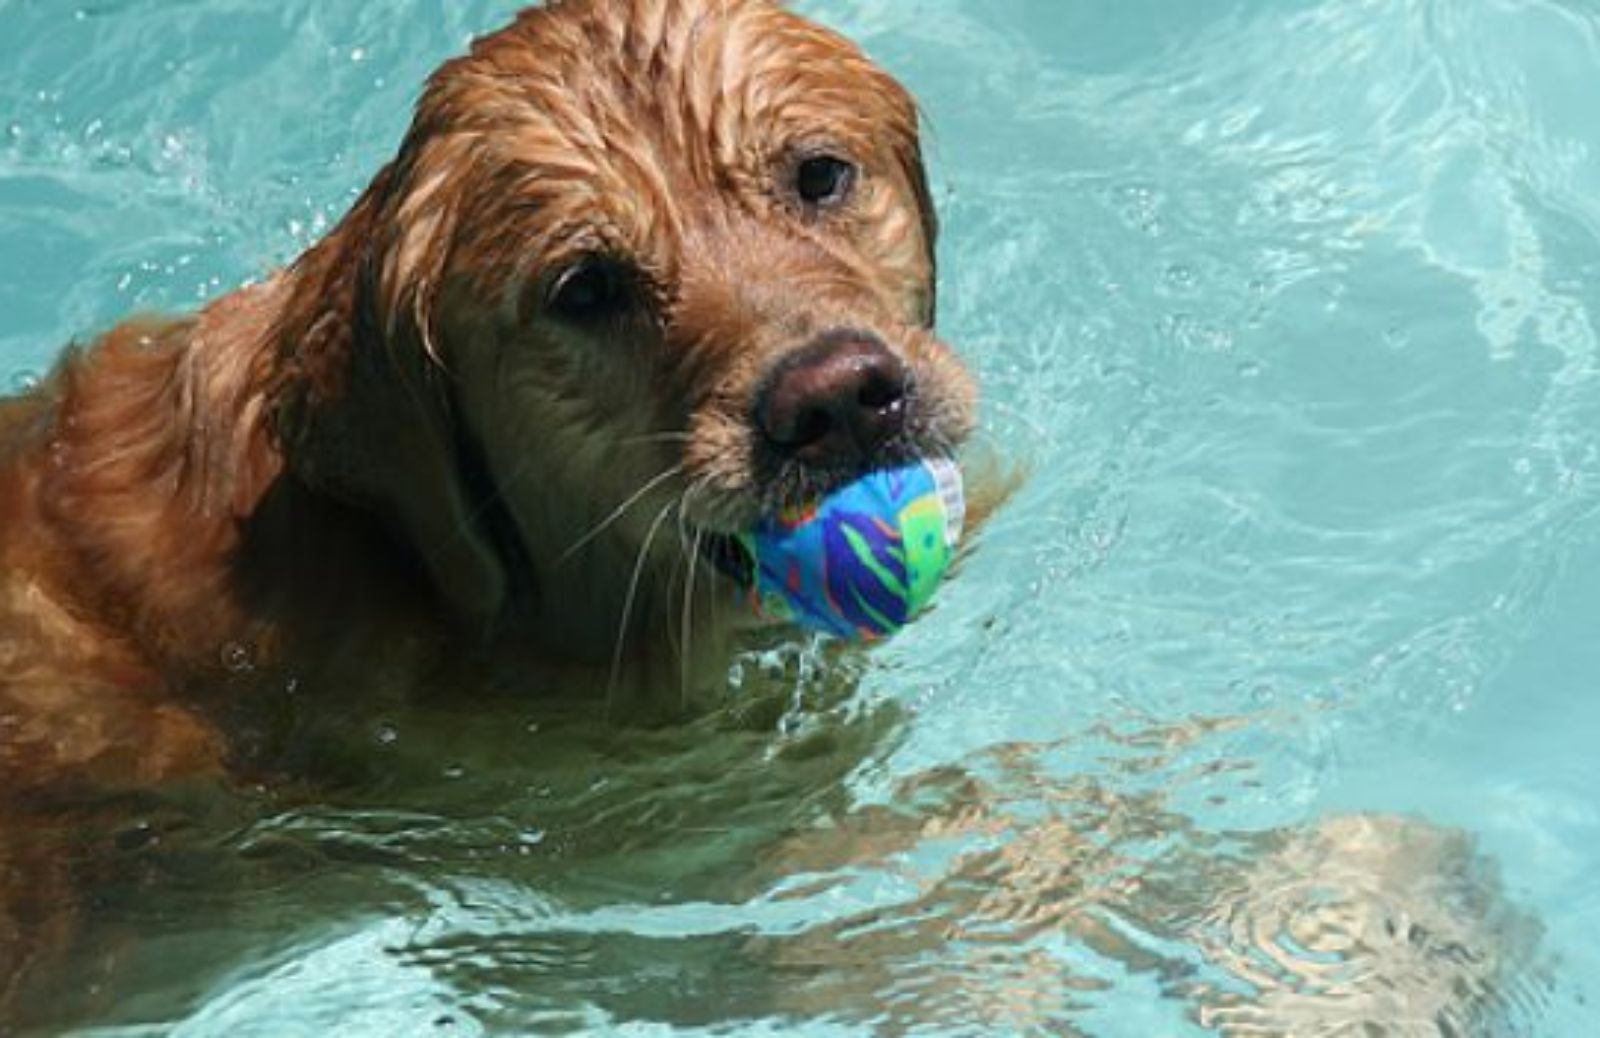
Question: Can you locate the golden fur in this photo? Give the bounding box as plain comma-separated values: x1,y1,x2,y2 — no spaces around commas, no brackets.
0,0,977,1005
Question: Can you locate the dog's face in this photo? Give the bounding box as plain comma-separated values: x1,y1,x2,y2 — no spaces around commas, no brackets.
283,0,975,630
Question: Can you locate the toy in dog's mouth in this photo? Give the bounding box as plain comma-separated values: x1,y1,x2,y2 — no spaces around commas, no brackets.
702,459,965,642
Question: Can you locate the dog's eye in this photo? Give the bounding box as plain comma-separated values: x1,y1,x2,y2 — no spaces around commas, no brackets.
794,155,856,208
547,256,633,323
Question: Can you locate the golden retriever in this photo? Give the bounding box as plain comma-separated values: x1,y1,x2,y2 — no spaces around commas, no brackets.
0,0,975,1005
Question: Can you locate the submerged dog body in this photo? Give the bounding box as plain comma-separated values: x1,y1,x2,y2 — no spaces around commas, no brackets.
0,0,974,995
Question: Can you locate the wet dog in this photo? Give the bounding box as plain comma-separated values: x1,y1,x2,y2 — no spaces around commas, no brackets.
0,0,974,1005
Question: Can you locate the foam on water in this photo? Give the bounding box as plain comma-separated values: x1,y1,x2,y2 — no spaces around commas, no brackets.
3,0,1598,1033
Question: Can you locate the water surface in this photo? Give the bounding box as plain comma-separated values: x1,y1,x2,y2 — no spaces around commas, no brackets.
2,0,1598,1033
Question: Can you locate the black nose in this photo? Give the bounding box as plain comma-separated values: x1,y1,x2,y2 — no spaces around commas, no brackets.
757,333,909,466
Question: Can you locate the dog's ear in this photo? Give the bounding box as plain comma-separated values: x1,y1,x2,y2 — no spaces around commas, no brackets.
270,140,507,625
895,107,940,328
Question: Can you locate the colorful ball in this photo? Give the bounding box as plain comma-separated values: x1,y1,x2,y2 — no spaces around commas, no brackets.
738,459,965,642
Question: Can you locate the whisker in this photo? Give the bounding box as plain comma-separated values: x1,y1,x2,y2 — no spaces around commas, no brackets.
666,477,709,658
674,479,695,560
556,464,683,566
618,431,694,447
680,492,705,711
606,498,676,713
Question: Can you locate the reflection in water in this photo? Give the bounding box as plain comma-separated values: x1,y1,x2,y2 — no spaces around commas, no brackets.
7,675,1551,1035
751,734,1547,1037
1194,815,1542,1036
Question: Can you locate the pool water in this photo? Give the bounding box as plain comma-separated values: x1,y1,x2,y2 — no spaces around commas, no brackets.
3,0,1599,1034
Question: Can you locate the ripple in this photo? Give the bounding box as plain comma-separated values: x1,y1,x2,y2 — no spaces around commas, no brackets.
1191,815,1552,1036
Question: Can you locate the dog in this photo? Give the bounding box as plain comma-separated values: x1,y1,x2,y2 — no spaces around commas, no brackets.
0,0,977,1008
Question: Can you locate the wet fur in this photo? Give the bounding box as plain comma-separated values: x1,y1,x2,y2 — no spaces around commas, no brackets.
0,0,978,1007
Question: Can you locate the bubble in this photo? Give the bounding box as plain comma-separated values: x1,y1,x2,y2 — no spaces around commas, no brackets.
1159,312,1236,353
442,763,466,780
374,721,398,746
219,642,254,672
9,370,40,393
1163,263,1198,292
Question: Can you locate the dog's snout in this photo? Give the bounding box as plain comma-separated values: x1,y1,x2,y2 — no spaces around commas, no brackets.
758,335,909,466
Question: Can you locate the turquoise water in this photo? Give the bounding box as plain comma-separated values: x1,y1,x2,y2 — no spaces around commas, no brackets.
4,0,1599,1033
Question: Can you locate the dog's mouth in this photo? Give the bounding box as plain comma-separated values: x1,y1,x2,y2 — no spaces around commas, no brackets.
658,330,975,593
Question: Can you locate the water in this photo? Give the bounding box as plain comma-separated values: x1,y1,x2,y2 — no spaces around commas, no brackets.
3,0,1599,1033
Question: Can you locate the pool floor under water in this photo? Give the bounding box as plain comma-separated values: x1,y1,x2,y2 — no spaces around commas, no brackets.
2,0,1599,1034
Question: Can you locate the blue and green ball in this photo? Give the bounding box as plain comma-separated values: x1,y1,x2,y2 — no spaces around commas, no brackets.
734,459,965,642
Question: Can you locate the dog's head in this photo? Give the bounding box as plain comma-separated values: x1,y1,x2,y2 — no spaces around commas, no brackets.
274,0,975,646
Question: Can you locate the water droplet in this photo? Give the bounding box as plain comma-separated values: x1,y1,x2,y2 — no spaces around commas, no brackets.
350,47,367,63
5,123,22,142
114,820,156,852
1163,263,1197,291
220,642,254,672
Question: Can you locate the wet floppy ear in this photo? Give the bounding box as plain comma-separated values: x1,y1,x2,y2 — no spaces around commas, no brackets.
273,148,508,625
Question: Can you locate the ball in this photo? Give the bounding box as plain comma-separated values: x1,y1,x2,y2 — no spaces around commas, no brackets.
738,458,965,642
